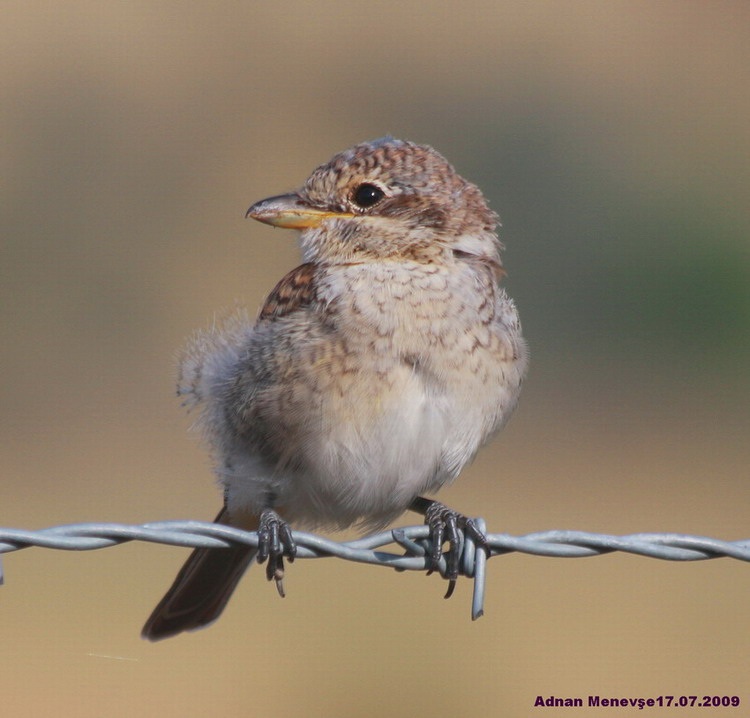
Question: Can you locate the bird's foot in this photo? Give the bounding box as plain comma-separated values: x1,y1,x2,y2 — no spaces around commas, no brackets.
411,497,489,598
256,509,296,597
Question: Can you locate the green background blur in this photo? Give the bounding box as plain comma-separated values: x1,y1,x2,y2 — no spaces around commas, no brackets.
2,2,749,716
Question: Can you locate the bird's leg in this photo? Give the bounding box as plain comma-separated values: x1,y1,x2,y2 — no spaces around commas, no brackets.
409,496,489,598
256,508,297,597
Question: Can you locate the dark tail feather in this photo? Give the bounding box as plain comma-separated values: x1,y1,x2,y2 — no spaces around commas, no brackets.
142,509,257,641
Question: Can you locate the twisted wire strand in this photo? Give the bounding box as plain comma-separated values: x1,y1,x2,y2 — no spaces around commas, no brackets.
1,521,748,620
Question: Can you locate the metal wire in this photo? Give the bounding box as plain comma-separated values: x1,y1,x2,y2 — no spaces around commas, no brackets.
1,521,749,619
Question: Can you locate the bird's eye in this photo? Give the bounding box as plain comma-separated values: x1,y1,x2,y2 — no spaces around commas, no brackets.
351,183,385,209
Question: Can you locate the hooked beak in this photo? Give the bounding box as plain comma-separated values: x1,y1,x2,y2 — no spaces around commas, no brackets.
246,193,353,229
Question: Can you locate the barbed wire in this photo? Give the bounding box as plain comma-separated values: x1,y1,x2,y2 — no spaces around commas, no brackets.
1,521,748,620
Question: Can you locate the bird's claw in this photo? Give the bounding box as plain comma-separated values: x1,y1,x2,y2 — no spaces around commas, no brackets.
256,509,296,597
423,501,488,598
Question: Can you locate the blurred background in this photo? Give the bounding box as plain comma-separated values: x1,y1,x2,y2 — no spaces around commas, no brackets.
2,1,749,715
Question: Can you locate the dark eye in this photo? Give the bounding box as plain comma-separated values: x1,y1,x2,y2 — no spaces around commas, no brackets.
351,183,385,209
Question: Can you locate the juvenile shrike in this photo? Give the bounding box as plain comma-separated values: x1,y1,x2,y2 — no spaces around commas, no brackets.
142,138,527,640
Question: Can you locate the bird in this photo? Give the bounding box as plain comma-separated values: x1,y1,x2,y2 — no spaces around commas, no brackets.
141,137,528,641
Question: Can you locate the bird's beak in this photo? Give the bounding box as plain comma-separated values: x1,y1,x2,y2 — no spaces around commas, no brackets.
246,193,353,229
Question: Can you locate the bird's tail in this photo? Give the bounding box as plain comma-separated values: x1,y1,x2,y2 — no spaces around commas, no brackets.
141,508,258,641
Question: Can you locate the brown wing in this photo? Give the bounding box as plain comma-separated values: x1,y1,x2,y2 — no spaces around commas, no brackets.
257,263,318,321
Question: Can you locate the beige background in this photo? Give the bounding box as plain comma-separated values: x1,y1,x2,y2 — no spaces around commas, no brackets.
2,2,749,716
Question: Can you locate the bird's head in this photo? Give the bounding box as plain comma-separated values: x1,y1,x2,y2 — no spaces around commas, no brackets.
246,137,502,267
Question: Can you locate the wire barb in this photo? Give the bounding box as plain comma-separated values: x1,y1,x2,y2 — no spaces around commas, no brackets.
1,521,749,619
